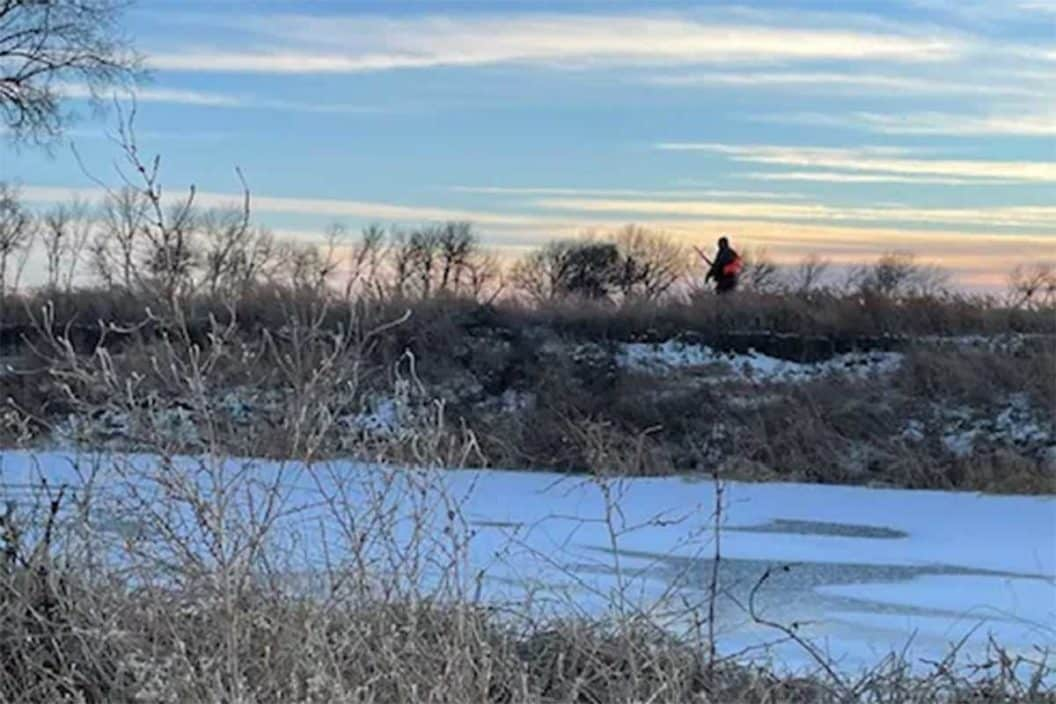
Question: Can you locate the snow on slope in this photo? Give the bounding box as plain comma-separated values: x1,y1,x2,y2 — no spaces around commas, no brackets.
617,341,903,382
0,449,1052,675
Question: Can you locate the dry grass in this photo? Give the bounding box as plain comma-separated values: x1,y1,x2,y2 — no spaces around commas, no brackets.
2,281,1054,494
460,341,1054,493
2,281,1054,350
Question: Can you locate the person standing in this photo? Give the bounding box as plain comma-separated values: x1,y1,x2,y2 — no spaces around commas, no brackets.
702,236,742,294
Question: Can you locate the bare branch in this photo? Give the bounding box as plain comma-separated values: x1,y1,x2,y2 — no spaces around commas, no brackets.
0,0,142,144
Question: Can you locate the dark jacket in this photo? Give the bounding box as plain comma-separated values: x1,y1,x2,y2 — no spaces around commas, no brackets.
705,246,740,291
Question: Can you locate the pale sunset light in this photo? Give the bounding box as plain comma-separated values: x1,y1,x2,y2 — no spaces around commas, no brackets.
3,0,1053,288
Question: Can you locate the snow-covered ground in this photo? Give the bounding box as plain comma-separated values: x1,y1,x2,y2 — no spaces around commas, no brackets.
617,341,903,382
1,449,1052,676
934,393,1054,460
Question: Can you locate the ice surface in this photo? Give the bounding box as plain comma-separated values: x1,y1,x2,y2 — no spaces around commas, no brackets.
1,449,1052,676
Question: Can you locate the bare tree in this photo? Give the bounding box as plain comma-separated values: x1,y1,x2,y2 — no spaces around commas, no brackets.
437,221,475,294
513,239,621,302
0,182,35,322
408,226,439,298
853,251,949,299
0,0,142,143
141,198,199,300
788,253,831,294
40,198,92,291
380,222,489,299
340,223,387,300
462,251,504,303
610,225,690,301
92,185,147,288
387,228,415,298
274,239,339,294
740,247,781,294
385,226,441,298
1008,263,1056,309
513,240,576,303
198,207,275,299
848,251,916,297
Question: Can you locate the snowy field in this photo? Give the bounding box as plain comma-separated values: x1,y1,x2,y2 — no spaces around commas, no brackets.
1,449,1053,676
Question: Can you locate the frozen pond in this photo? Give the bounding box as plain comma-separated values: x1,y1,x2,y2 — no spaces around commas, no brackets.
1,449,1053,675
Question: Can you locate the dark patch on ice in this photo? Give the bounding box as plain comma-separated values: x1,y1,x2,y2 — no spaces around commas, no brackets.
727,519,907,540
572,548,1051,627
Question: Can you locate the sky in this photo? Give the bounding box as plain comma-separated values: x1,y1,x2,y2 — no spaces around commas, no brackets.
2,0,1054,290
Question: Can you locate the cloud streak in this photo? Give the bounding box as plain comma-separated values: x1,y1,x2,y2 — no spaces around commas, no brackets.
758,109,1056,137
147,13,964,74
744,171,1011,185
16,186,568,230
853,111,1056,136
59,83,243,107
21,184,1055,238
658,143,1056,182
448,185,806,200
58,83,384,114
534,197,1056,230
644,70,1039,97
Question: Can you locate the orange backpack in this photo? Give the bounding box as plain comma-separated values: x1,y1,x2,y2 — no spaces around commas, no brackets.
723,255,743,277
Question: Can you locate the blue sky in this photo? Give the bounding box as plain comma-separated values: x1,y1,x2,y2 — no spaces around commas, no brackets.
3,0,1054,288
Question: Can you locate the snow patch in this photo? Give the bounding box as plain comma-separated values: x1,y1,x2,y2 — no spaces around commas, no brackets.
919,333,1052,354
901,419,926,443
617,341,903,383
348,396,403,436
52,405,201,449
935,394,1054,460
942,430,978,458
995,394,1051,446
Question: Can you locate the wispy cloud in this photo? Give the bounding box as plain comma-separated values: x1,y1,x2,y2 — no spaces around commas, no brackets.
759,109,1056,137
644,70,1037,96
23,183,1055,234
657,143,1056,182
534,196,1056,230
448,185,806,200
58,83,383,114
744,171,1011,185
853,111,1056,136
1017,0,1056,13
147,13,964,74
60,83,243,107
756,109,1056,137
16,185,567,230
903,0,1056,23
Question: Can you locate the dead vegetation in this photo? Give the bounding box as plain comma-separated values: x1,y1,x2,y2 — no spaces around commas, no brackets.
0,228,1051,701
2,291,1053,493
1,120,1053,497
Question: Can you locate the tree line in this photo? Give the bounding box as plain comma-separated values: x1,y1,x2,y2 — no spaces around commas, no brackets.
1,3,1052,311
3,180,1055,312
